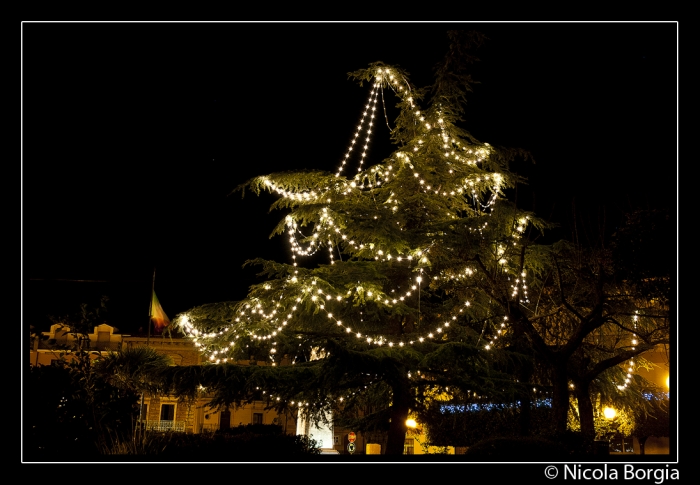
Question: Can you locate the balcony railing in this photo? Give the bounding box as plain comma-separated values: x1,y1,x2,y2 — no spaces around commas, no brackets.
143,420,186,432
200,423,219,433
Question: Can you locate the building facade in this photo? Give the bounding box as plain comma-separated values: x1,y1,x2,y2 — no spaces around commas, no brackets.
29,324,297,436
28,324,671,455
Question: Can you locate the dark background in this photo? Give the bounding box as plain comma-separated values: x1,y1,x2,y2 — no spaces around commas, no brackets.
22,22,677,334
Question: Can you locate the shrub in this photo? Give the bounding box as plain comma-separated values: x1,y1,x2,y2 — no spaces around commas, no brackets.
104,429,321,460
465,436,566,460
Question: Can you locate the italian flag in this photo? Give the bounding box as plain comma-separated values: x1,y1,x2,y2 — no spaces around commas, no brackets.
151,291,171,332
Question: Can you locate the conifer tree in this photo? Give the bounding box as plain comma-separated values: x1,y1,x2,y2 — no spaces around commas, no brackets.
174,32,550,455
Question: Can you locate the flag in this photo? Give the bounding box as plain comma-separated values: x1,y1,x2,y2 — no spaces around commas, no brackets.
151,291,171,332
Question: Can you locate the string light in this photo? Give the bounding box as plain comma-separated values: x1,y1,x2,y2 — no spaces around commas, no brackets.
178,65,538,382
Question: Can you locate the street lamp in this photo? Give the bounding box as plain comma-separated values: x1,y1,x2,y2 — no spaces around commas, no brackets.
603,406,617,420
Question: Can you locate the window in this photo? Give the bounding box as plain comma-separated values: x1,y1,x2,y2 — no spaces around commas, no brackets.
404,438,415,455
140,404,148,422
160,404,175,421
253,413,263,425
153,403,184,432
220,409,231,430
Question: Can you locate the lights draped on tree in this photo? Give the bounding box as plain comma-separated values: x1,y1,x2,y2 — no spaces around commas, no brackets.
169,36,668,454
168,47,557,456
176,62,539,363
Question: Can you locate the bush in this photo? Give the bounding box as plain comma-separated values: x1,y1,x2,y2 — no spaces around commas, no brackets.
105,429,321,460
424,403,557,447
465,436,567,460
24,362,139,461
464,432,594,461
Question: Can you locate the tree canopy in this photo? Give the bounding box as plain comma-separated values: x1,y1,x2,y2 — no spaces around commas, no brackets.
171,31,670,455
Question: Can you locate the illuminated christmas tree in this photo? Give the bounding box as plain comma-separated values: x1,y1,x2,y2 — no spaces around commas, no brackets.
174,32,554,455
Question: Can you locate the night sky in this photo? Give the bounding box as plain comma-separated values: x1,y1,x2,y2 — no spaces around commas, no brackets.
22,22,677,335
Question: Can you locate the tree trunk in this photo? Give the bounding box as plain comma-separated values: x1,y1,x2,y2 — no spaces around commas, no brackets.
386,403,409,455
575,380,595,442
639,436,647,455
517,387,532,437
514,325,533,437
551,366,570,436
385,376,410,455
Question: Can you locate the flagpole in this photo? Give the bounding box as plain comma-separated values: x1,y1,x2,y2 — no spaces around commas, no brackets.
137,267,156,445
147,267,155,346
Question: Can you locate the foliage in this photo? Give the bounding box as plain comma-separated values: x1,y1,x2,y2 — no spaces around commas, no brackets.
631,392,670,454
567,397,634,439
96,346,174,396
611,208,673,304
491,234,671,440
101,428,321,459
172,31,547,455
24,359,140,460
633,393,669,437
465,436,573,460
461,430,594,460
24,298,172,461
423,401,558,448
26,297,130,460
169,30,670,456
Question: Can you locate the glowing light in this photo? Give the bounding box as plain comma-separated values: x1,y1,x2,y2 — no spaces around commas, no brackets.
181,65,521,363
